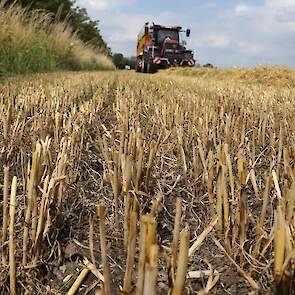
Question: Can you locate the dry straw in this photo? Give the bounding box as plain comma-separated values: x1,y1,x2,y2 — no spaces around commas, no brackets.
9,176,17,295
98,203,112,295
1,166,9,267
172,229,190,295
1,66,295,294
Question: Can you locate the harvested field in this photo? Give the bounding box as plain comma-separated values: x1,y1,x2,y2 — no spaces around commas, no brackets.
167,66,295,88
1,69,295,294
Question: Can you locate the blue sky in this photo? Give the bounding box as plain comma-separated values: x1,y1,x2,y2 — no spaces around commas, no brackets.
76,0,295,67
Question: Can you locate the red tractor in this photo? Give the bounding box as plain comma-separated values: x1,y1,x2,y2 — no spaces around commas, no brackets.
135,22,195,73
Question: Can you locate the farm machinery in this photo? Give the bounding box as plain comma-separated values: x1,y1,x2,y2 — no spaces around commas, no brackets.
135,22,195,73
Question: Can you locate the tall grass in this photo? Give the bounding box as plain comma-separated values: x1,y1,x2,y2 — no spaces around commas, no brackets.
0,0,114,75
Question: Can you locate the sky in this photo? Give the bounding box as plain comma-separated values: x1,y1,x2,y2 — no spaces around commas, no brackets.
76,0,295,67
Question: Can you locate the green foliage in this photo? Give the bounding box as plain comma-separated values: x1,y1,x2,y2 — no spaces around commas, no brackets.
0,1,114,75
112,53,124,69
112,53,136,69
0,39,54,74
0,38,105,75
4,0,110,54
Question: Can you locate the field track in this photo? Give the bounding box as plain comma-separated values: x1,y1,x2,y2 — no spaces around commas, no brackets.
1,70,295,294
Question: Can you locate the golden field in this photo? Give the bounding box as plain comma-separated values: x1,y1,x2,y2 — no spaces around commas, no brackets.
167,66,295,88
1,68,295,294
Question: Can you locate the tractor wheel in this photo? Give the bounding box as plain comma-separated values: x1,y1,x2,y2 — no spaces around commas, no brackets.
135,58,141,72
141,59,148,73
147,62,157,74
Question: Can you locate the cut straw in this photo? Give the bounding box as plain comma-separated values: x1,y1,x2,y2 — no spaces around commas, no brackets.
97,203,112,295
172,229,190,295
9,176,17,295
123,210,138,294
1,166,9,267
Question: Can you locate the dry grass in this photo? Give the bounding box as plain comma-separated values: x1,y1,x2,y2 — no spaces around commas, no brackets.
167,66,295,88
0,0,114,74
0,69,295,294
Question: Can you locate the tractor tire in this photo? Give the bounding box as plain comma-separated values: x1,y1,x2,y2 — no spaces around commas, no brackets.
135,58,141,72
147,62,157,74
141,59,148,73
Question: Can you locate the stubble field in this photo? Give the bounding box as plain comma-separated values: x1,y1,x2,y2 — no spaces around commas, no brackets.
1,68,295,294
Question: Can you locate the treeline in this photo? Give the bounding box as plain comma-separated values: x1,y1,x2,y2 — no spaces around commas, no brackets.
4,0,110,54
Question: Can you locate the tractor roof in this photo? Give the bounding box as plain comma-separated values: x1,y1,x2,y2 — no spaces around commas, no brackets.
152,23,182,31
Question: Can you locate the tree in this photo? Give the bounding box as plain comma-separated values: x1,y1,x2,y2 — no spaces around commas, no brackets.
5,0,74,20
112,53,125,69
112,54,136,70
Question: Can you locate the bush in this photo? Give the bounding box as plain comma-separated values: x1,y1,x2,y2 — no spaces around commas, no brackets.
0,1,115,75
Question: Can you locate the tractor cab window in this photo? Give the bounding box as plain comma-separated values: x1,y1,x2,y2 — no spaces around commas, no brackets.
156,29,179,43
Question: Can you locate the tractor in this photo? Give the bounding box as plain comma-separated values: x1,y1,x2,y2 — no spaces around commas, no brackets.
135,22,195,73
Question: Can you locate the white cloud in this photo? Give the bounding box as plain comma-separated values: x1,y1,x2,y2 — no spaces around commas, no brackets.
266,0,295,8
223,1,295,65
195,33,231,49
232,1,295,31
104,13,146,43
76,0,136,11
234,4,251,16
237,41,266,55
